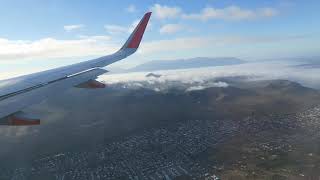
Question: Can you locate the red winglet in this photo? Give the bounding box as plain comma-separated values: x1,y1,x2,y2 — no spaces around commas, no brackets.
9,116,40,126
121,12,152,49
75,79,106,88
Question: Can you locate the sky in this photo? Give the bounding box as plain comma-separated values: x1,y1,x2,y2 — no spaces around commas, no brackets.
0,0,319,79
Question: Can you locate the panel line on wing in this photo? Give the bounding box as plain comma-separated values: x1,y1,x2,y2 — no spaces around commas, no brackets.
0,68,106,102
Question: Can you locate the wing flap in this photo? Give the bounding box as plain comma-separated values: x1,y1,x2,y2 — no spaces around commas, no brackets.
75,79,106,88
0,111,40,126
0,68,107,119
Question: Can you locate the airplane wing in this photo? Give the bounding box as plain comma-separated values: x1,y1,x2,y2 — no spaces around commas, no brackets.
0,12,152,125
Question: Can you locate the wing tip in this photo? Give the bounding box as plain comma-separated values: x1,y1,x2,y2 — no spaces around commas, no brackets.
145,11,152,16
121,11,152,50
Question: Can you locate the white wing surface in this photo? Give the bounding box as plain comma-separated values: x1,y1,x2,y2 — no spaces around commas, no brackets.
0,12,152,125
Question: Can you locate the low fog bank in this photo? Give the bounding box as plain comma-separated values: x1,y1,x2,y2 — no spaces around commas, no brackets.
102,59,320,89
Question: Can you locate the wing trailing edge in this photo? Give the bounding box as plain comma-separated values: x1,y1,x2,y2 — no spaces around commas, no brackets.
0,111,40,126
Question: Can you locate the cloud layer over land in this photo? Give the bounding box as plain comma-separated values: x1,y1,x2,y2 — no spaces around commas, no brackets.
99,59,320,90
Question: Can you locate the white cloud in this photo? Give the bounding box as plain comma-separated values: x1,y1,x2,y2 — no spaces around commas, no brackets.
160,24,184,34
259,7,278,17
78,35,111,41
186,82,228,91
126,4,137,13
150,4,182,19
104,25,128,34
0,36,117,61
140,35,306,54
0,34,306,63
140,37,211,54
148,4,278,21
99,60,320,90
105,19,146,35
63,24,85,32
182,6,278,21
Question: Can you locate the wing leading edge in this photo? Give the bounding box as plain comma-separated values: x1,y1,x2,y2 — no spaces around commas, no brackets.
0,12,152,124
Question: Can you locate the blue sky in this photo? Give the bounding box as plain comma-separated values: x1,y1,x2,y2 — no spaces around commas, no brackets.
0,0,319,79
